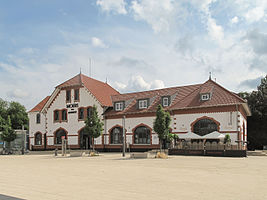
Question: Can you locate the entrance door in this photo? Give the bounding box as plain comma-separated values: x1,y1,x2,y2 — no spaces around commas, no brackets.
81,134,91,149
80,128,91,149
44,133,47,150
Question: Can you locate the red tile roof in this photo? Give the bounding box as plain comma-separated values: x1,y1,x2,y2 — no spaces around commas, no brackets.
29,96,50,112
105,79,247,116
170,79,245,110
57,73,119,107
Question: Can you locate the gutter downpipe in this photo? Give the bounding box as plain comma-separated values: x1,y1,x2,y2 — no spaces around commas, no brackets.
236,104,240,150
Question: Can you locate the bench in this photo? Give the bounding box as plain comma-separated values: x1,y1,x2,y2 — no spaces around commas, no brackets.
130,153,148,159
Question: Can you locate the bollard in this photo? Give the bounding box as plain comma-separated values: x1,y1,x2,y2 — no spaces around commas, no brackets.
55,148,58,156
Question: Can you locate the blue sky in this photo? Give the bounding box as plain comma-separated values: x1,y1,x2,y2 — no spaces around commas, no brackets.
0,0,266,110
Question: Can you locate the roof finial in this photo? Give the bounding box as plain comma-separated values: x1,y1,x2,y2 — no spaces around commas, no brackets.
80,67,82,74
209,72,212,80
106,77,108,84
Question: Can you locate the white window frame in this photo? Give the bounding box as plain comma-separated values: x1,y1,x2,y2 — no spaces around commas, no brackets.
201,94,210,101
139,99,148,109
115,102,123,111
162,97,169,107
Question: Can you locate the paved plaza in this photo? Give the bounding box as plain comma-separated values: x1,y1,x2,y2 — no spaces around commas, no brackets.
0,153,266,200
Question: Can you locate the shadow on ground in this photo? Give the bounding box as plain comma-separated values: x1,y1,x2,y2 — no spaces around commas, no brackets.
0,194,25,200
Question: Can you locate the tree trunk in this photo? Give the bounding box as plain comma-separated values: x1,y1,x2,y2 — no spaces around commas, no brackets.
159,140,162,152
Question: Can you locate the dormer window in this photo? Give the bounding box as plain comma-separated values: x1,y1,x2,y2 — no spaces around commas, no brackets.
115,102,124,111
201,93,210,101
162,96,170,107
138,99,148,109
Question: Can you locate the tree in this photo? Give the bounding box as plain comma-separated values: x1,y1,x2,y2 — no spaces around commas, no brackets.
7,102,28,130
167,133,179,148
224,134,231,144
153,104,171,151
84,105,103,151
239,75,267,150
1,115,16,153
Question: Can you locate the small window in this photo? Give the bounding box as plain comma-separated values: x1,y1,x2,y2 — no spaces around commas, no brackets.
62,109,67,121
66,90,71,102
74,89,79,101
139,99,148,109
87,107,92,118
162,97,169,107
115,102,123,111
79,108,84,120
228,112,233,126
201,94,210,101
54,110,59,121
36,113,40,124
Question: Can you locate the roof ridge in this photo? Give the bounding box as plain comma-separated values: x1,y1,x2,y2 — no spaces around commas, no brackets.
206,79,246,103
169,83,203,109
112,83,203,97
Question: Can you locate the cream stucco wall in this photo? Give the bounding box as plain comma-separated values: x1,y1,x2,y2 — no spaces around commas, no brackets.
105,110,242,145
28,111,46,146
29,86,104,147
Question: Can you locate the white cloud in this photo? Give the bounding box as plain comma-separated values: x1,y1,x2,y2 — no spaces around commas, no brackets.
114,75,165,92
207,17,224,45
231,16,239,24
96,0,127,14
130,0,183,33
245,6,265,23
7,89,30,99
91,37,108,48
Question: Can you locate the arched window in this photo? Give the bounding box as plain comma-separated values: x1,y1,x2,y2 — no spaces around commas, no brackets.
35,132,42,145
110,127,123,144
134,126,151,144
55,129,67,144
193,118,218,136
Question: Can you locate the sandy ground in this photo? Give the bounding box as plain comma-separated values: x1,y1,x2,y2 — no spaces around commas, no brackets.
0,153,266,200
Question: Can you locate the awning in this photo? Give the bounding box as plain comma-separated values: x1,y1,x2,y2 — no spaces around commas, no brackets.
202,131,225,139
178,132,202,139
178,131,225,140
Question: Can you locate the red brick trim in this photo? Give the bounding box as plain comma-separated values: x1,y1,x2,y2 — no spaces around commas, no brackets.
74,88,80,102
78,106,93,121
108,124,127,144
190,116,221,133
53,127,68,145
132,123,153,145
34,132,42,146
77,126,85,148
105,105,239,119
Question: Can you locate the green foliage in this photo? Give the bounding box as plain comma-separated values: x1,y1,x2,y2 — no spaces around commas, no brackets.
84,105,103,150
0,99,28,131
238,75,267,149
7,102,28,130
1,115,16,144
224,134,231,144
153,105,171,150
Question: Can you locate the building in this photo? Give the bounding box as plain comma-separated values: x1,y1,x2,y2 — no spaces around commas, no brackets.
28,73,251,151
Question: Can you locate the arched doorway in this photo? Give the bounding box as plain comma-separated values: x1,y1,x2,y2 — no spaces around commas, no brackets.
110,127,123,144
79,128,91,149
54,129,67,145
133,126,151,144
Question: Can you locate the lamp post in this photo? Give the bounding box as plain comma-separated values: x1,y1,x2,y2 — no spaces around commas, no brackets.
122,115,126,157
